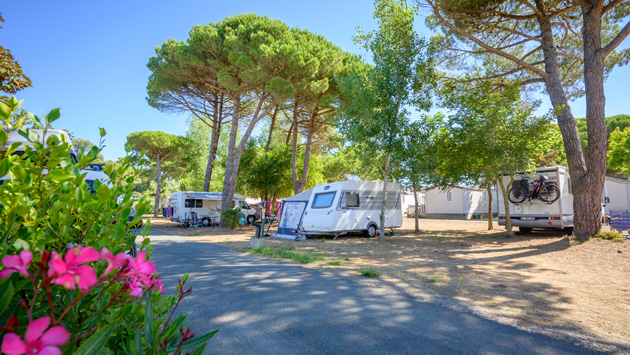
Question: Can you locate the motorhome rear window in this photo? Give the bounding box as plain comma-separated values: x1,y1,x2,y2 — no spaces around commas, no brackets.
346,192,360,208
312,192,336,208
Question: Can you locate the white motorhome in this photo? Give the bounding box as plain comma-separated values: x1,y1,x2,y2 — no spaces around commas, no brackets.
170,191,259,227
276,180,402,239
497,166,574,234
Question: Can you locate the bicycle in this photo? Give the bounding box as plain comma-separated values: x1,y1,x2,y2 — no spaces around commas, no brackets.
508,175,561,204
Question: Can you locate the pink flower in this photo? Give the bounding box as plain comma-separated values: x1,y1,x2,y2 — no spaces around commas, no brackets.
129,252,157,287
0,250,33,279
47,246,99,292
1,316,69,355
99,248,131,275
124,276,145,297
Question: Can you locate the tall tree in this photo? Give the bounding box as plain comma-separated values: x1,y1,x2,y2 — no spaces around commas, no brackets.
0,14,31,98
147,39,231,192
126,131,189,217
336,0,435,240
435,83,553,236
423,0,630,237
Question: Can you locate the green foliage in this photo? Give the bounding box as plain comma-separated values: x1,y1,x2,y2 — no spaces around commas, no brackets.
607,126,630,175
591,230,625,242
221,208,241,229
358,268,381,278
250,246,325,264
237,136,293,199
0,97,214,354
326,260,342,266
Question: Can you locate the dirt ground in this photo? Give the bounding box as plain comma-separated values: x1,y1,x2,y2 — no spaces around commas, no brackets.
148,217,630,353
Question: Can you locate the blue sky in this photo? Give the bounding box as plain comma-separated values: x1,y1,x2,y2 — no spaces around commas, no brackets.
3,1,629,160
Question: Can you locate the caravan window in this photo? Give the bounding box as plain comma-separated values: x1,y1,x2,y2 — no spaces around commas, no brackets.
312,192,336,208
196,199,203,208
185,199,195,208
346,192,360,208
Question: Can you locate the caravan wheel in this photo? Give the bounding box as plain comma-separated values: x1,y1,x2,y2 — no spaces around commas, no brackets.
367,224,378,238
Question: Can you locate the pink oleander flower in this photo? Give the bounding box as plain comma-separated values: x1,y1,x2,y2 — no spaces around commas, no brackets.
124,276,145,297
1,316,69,355
0,250,33,279
99,248,131,275
129,252,157,287
48,246,99,292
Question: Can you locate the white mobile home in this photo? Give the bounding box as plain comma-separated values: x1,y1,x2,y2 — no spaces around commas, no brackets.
170,191,258,226
603,176,630,215
274,180,402,239
423,186,497,219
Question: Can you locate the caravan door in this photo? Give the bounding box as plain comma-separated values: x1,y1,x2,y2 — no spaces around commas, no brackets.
302,189,338,232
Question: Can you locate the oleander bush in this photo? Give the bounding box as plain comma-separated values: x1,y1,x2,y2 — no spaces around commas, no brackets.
0,97,216,354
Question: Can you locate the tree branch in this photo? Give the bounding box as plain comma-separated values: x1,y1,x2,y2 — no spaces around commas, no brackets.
602,0,624,13
427,0,549,78
601,20,630,58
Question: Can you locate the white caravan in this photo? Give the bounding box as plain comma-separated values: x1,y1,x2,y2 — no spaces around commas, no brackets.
292,180,402,238
170,191,259,226
497,166,575,234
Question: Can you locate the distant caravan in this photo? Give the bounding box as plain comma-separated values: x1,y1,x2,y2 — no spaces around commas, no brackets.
274,180,402,240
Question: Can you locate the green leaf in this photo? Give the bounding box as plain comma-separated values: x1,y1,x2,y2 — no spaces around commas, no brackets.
0,129,6,144
96,184,110,200
13,239,29,251
99,127,107,137
74,323,115,355
179,329,219,350
188,344,207,355
144,291,154,348
0,281,15,316
0,101,11,120
45,170,75,182
135,327,143,355
45,108,61,123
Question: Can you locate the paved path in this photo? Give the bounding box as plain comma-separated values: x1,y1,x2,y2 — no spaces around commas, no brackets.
148,231,599,355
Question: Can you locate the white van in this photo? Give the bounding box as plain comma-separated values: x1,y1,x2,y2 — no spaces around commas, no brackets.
170,191,259,226
497,166,574,234
293,180,402,238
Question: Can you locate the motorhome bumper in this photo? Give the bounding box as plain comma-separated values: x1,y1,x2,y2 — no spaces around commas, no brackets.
498,217,569,228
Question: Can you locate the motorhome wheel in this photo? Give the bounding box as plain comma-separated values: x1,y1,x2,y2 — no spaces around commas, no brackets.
367,224,377,237
202,218,211,227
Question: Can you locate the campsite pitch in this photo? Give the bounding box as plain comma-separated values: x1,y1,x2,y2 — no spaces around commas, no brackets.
149,218,630,353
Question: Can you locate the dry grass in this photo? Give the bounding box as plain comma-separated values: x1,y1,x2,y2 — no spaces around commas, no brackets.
149,217,630,353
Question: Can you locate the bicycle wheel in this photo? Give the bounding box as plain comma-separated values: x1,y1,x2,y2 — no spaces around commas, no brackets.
539,185,560,203
508,186,527,204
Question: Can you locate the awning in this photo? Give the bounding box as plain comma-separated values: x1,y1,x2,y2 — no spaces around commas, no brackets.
185,192,245,201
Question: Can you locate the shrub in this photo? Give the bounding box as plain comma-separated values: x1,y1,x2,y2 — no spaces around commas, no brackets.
358,268,380,278
592,230,626,242
221,208,241,229
0,97,215,354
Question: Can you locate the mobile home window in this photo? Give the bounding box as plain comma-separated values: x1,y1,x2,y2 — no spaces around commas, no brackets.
446,191,453,202
312,192,336,208
346,192,360,208
185,199,195,208
196,199,203,208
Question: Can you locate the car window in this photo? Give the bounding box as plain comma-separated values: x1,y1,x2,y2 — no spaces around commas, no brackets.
312,192,336,208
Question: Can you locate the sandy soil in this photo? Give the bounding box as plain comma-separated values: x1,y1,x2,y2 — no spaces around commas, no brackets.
147,217,630,353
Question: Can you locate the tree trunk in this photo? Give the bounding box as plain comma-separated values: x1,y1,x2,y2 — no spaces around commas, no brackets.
203,120,222,192
576,2,607,238
203,94,225,192
221,99,241,217
413,180,419,233
297,127,314,194
154,154,162,218
379,152,391,241
536,3,603,237
266,105,279,151
290,101,300,194
497,176,513,237
486,185,493,230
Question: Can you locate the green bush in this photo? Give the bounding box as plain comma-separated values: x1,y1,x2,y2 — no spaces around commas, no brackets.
221,207,241,229
592,230,626,242
0,97,215,354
